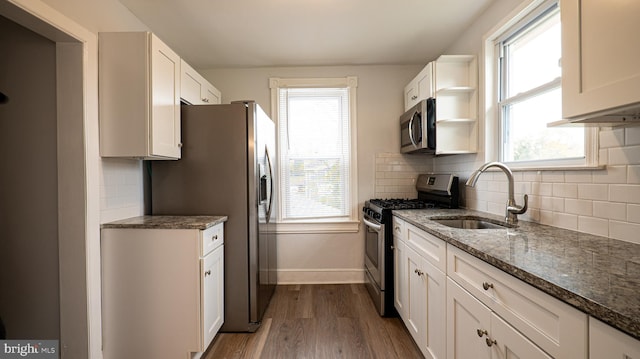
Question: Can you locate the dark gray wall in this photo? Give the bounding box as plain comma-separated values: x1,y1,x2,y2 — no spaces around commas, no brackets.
0,14,59,339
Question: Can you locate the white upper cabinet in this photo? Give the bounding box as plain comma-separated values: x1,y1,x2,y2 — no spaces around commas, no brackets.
99,32,181,159
181,59,221,105
403,55,478,154
404,63,434,111
562,0,640,123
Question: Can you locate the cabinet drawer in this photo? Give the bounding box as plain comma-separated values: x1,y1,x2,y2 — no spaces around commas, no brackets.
447,245,587,358
405,222,446,272
392,216,405,239
201,223,224,256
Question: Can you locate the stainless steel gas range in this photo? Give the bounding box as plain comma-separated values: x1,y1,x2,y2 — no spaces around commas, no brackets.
362,173,459,316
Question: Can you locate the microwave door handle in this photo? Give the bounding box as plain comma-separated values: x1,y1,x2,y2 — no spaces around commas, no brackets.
408,112,418,148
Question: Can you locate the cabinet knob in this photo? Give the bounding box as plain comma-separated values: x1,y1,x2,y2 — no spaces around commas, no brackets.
411,95,418,100
477,329,488,337
390,245,395,250
202,98,210,103
414,268,424,276
482,282,494,290
205,270,212,277
178,142,183,148
211,235,218,241
394,226,400,231
485,338,497,347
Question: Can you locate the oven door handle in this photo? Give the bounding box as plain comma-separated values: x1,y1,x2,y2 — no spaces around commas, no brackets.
363,217,382,232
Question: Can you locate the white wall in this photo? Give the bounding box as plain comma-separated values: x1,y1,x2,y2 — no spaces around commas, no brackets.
436,0,640,245
202,65,429,282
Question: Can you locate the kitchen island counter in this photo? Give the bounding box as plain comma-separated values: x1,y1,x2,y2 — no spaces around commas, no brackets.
393,208,640,341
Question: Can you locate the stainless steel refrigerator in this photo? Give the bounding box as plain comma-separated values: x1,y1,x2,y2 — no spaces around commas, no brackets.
151,101,277,332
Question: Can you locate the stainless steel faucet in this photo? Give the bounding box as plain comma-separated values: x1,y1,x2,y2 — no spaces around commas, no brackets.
466,162,528,225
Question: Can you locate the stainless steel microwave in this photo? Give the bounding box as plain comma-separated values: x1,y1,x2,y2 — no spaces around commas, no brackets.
400,98,435,154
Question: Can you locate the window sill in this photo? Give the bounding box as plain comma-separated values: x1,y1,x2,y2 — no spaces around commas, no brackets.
274,220,360,234
505,165,605,172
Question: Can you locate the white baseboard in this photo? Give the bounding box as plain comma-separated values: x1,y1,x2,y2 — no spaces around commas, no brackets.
276,268,366,284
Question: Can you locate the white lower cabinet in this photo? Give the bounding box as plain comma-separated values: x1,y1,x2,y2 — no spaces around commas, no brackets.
392,215,593,359
394,217,446,359
447,245,587,359
447,278,552,359
101,223,224,359
590,317,640,359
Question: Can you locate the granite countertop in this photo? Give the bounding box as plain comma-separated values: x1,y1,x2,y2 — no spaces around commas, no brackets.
393,208,640,340
101,215,228,230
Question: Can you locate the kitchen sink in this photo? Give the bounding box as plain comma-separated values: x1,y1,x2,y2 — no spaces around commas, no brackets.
430,216,513,229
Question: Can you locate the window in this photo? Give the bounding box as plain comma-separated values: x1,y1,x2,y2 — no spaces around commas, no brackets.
486,0,597,168
270,77,359,232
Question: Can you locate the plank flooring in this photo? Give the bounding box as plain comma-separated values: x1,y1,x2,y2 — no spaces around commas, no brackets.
203,284,424,359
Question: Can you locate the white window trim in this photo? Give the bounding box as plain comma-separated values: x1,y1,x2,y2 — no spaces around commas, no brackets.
269,77,359,233
482,0,600,171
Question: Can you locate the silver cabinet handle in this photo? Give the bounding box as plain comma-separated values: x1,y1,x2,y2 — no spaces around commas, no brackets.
482,282,494,290
204,270,212,277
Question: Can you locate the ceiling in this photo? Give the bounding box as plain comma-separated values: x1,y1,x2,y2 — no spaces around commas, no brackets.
118,0,495,69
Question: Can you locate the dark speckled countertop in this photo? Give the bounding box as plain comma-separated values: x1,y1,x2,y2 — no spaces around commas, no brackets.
101,215,228,230
393,208,640,341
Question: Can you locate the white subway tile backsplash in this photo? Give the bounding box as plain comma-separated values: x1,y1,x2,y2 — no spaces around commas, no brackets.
626,126,640,146
565,199,593,216
578,184,609,201
610,184,640,204
433,136,640,244
552,212,578,231
565,171,592,183
609,145,640,165
610,220,640,244
627,204,640,224
599,127,625,148
592,165,627,184
593,201,627,221
374,153,434,198
578,216,609,237
542,171,564,183
552,183,578,198
628,166,640,184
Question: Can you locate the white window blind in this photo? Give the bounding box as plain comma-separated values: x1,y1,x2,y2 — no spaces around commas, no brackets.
278,87,351,220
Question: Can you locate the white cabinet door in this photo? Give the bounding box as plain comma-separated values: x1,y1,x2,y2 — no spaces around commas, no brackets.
181,59,222,105
491,313,552,359
404,63,433,111
393,235,408,318
405,245,426,343
181,59,206,105
202,244,224,349
405,244,446,359
203,82,222,104
590,318,640,359
150,34,181,159
562,0,640,120
447,278,492,359
99,32,181,159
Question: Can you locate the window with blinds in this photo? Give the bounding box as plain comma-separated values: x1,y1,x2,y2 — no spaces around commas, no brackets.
277,86,352,220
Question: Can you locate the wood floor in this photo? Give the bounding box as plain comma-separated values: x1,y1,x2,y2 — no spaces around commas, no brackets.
203,284,424,359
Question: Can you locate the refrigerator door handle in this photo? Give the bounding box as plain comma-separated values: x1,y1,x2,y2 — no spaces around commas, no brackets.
265,146,274,223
